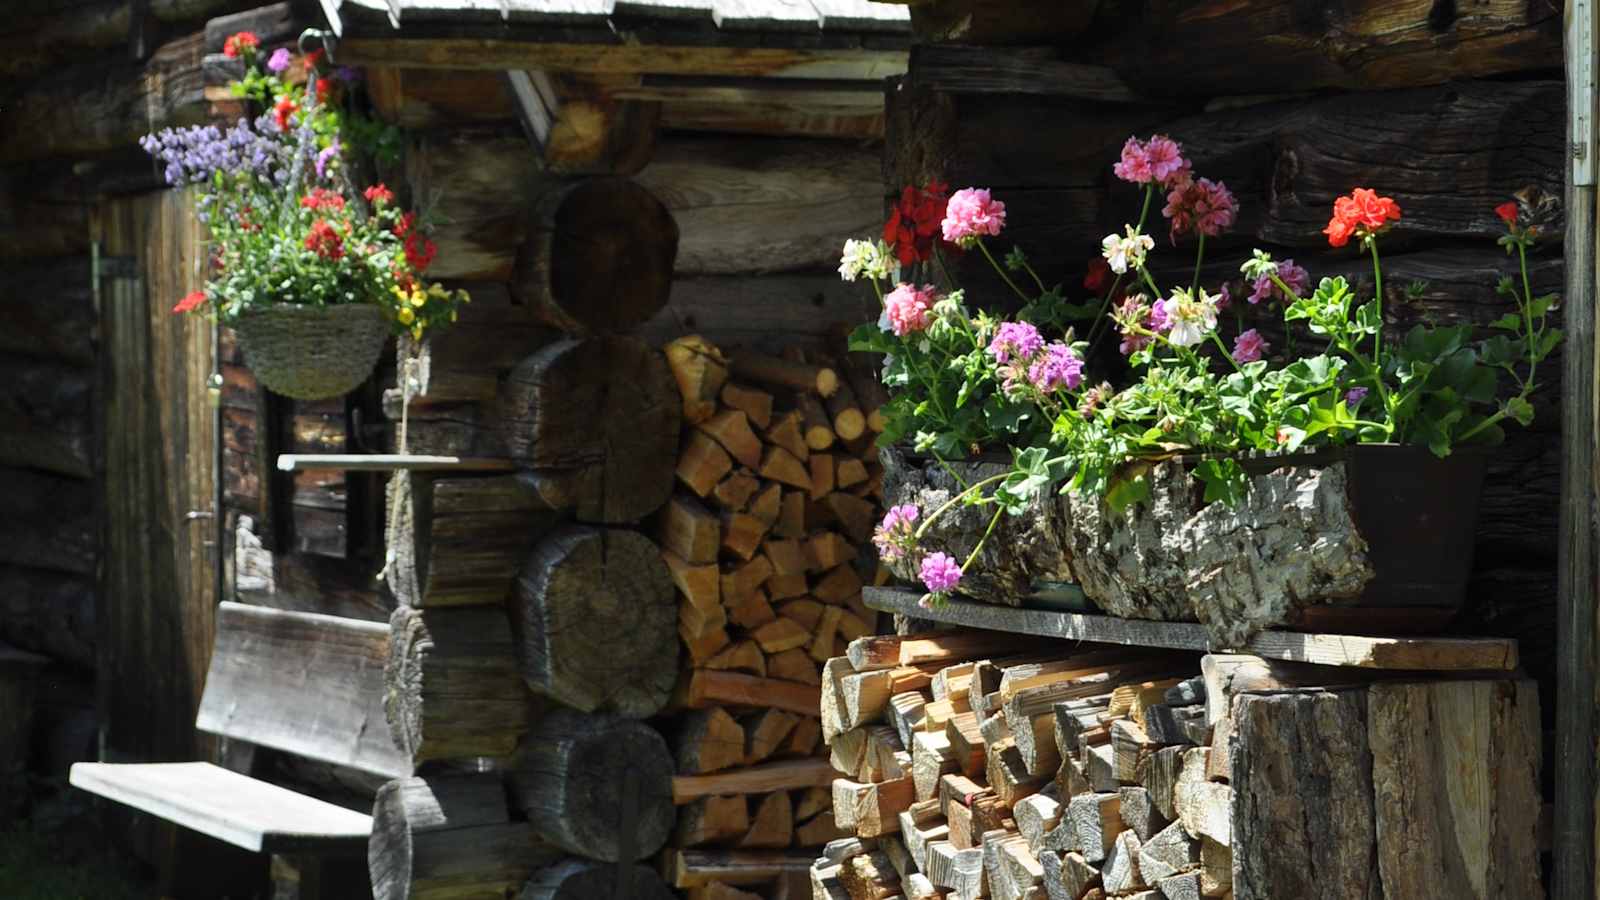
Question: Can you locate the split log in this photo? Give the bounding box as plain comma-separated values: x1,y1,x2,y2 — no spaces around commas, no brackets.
384,472,556,608
370,774,549,900
674,758,834,803
1231,690,1375,899
676,706,746,775
511,710,675,862
521,858,676,900
515,526,677,717
677,795,750,846
660,495,721,564
499,335,680,523
666,336,729,424
512,177,678,333
720,383,773,430
669,850,816,889
1366,680,1542,900
385,606,530,764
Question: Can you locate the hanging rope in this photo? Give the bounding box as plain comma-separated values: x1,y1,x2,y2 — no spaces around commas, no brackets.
378,343,420,584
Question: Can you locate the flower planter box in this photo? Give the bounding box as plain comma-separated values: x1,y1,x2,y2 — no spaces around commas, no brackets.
881,444,1486,645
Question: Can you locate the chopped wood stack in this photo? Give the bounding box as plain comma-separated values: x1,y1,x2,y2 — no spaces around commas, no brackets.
659,335,893,897
813,636,1545,900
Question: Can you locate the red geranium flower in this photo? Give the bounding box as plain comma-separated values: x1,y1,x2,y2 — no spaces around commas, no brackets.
305,220,344,260
222,31,259,59
1084,257,1112,294
883,180,950,266
392,211,417,239
1325,188,1401,247
303,48,325,72
1495,201,1519,226
299,187,345,213
364,184,395,207
315,77,333,104
172,291,207,314
273,95,298,131
404,230,437,272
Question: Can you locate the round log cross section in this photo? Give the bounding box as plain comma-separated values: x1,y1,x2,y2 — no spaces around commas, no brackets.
513,177,679,334
498,335,680,524
514,525,677,717
510,710,675,863
520,859,676,900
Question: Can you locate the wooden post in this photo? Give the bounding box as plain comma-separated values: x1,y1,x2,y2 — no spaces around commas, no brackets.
385,606,531,764
1560,2,1599,897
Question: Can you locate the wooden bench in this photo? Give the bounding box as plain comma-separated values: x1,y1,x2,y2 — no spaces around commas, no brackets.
71,602,411,891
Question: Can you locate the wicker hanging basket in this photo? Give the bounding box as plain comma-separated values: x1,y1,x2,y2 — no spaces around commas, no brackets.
233,304,390,400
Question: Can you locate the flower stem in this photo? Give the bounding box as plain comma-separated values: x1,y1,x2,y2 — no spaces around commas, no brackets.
961,506,1007,573
1518,241,1540,390
913,472,1009,541
977,239,1032,303
1190,232,1206,295
1368,237,1384,376
1086,185,1156,348
1209,332,1243,372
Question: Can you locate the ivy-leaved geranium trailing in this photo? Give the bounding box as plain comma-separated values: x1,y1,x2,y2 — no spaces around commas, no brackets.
846,135,1560,606
140,30,466,341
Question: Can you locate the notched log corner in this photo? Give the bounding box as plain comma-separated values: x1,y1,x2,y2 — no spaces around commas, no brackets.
882,447,1374,645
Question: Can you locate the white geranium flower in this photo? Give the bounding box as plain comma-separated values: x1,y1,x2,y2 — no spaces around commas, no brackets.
1161,287,1220,347
1101,225,1155,275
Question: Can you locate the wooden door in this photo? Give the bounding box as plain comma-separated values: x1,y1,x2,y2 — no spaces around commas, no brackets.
94,189,219,769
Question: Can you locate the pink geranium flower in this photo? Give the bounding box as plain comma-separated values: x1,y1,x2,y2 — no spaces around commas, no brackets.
883,283,938,337
1164,177,1237,243
1028,343,1084,393
1248,259,1308,304
1232,329,1269,363
987,321,1044,365
873,504,920,562
920,552,963,594
941,188,1007,246
1114,135,1191,188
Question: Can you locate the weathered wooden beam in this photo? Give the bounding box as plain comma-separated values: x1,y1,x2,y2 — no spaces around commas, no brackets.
908,45,1139,102
332,36,908,80
863,587,1519,671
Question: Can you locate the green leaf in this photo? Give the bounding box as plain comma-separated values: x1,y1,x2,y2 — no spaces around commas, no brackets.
1104,468,1152,514
1478,334,1520,368
1353,301,1381,335
1193,458,1247,506
1487,312,1523,332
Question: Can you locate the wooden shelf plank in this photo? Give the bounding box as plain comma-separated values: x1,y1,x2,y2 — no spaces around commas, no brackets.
276,454,517,473
863,587,1518,672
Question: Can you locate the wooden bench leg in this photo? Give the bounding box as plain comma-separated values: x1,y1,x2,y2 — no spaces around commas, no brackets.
271,854,373,900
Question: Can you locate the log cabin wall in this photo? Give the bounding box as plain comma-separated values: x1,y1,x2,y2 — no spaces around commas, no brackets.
885,3,1566,728
0,0,274,827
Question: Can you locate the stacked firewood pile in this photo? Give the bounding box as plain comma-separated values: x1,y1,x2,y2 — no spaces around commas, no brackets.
657,336,893,897
812,636,1545,900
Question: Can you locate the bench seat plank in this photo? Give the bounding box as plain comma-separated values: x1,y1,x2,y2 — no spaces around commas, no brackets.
70,762,372,854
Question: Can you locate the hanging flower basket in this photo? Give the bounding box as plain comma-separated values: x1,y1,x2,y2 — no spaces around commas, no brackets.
234,304,390,400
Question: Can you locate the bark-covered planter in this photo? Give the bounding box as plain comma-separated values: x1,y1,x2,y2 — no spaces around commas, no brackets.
881,444,1486,645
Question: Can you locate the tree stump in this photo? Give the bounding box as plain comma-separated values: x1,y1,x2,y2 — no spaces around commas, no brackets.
512,177,679,334
509,710,675,863
513,525,677,717
520,858,676,900
498,336,680,524
385,471,559,608
385,606,531,765
369,774,554,900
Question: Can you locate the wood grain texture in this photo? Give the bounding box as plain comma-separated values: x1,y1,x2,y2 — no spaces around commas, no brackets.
864,588,1518,671
1231,689,1377,900
196,602,412,780
370,774,547,900
634,136,880,276
521,858,677,899
385,606,530,764
70,761,372,854
509,709,675,862
498,335,680,523
1367,680,1543,900
514,525,678,717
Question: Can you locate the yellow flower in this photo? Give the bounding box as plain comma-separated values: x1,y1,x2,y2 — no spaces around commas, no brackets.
397,307,415,325
450,310,458,322
410,288,427,308
427,283,449,300
411,322,424,341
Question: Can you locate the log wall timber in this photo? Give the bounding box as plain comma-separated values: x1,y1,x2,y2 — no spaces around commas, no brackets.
633,137,882,276
498,335,680,523
404,128,541,281
385,606,530,764
511,177,679,333
0,0,261,80
509,710,676,863
521,858,676,899
513,525,678,718
369,774,549,900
